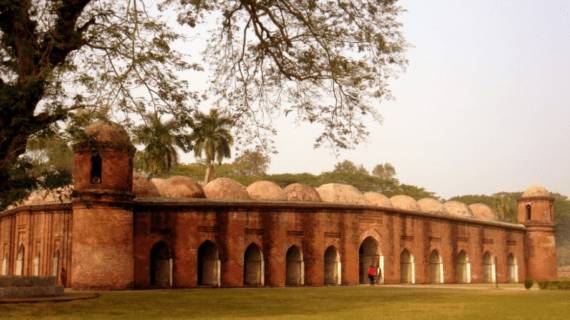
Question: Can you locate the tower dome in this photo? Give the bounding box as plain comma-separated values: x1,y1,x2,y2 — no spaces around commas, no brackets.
83,120,133,149
522,185,550,198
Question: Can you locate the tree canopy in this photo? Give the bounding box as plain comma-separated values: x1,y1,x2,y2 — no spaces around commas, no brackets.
0,0,409,209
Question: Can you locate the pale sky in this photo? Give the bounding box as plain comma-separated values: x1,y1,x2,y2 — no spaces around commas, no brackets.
178,0,570,200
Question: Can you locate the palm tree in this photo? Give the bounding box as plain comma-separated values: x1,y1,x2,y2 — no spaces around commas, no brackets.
189,109,234,183
133,112,191,176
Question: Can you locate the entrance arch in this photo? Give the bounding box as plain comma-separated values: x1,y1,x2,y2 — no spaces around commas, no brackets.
430,250,443,284
483,252,495,283
2,254,7,275
507,254,518,283
34,252,40,276
16,245,24,276
359,237,381,284
150,242,172,286
286,246,304,285
457,250,470,283
244,243,264,286
198,241,220,286
400,249,414,284
324,246,341,285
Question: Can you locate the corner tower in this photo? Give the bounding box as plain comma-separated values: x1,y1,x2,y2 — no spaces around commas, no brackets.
72,121,136,289
518,185,557,281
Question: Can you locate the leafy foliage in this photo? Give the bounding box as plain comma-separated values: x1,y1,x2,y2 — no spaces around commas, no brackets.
133,112,193,176
372,163,396,180
189,109,234,182
233,150,271,178
333,160,369,175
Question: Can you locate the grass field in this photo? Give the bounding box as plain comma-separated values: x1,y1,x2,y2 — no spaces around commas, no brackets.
2,284,569,320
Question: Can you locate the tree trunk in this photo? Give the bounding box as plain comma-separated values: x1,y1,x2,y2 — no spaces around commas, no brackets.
204,164,214,184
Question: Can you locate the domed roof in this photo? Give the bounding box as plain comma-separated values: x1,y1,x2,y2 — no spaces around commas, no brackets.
203,178,250,200
443,201,474,218
84,120,132,148
247,181,287,201
283,183,322,202
6,186,73,210
418,198,447,214
390,195,420,211
522,185,550,198
162,176,205,198
364,192,392,207
316,183,370,205
469,203,499,221
151,178,168,197
133,173,160,197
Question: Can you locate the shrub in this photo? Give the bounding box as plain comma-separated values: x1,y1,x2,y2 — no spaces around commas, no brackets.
537,280,549,289
523,278,534,290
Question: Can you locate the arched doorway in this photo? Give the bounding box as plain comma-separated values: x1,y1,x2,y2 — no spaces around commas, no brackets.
507,254,518,283
483,252,495,283
359,237,381,284
2,254,7,275
324,246,341,285
244,244,264,286
16,245,24,276
53,250,59,278
286,246,304,285
150,242,172,286
198,241,220,286
34,252,40,276
400,249,414,284
430,250,443,284
457,250,470,283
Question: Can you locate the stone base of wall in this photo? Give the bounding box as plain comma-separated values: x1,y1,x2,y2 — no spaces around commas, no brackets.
0,276,64,299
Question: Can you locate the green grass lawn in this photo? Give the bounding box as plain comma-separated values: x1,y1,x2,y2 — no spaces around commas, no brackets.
2,284,570,320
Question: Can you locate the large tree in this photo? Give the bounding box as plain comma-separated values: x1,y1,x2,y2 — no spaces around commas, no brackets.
0,0,409,209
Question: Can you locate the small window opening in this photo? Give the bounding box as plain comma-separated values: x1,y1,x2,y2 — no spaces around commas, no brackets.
525,204,531,220
91,155,102,184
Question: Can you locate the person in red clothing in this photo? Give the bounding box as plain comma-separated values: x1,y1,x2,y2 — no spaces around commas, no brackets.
367,266,375,285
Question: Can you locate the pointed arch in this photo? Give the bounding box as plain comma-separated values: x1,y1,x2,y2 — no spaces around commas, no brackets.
198,240,220,286
2,253,7,275
34,252,40,276
324,246,341,285
507,253,518,283
150,242,172,286
16,245,25,276
244,243,264,286
359,237,381,284
457,250,470,283
430,250,443,284
53,250,60,278
286,245,304,285
483,252,495,283
400,249,414,284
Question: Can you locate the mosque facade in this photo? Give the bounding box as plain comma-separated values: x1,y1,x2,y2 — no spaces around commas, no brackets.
0,121,558,289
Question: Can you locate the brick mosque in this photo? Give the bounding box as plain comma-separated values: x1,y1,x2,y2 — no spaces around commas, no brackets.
0,121,558,289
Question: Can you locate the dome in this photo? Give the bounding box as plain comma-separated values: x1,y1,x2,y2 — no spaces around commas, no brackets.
443,201,474,218
469,203,499,221
247,181,287,201
316,183,369,205
283,183,322,202
522,185,550,198
203,178,250,200
162,176,205,198
364,192,392,207
83,120,132,149
390,195,420,211
151,178,168,197
133,173,160,197
418,198,447,214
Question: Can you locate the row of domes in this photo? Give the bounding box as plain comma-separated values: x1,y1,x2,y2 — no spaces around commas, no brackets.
7,173,549,223
134,175,511,221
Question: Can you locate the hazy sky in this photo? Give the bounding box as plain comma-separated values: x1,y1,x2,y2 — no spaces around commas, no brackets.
179,0,570,199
